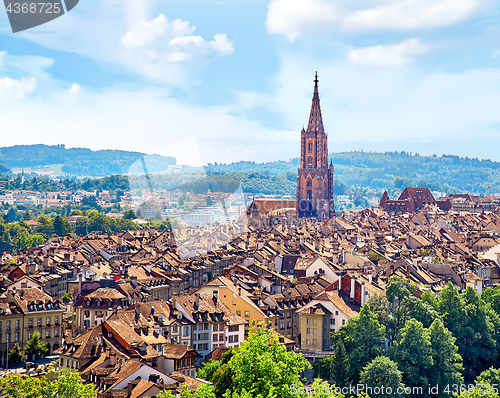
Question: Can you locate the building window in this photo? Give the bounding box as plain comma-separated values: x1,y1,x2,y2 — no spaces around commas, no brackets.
172,325,178,334
342,319,346,325
331,319,335,325
46,330,51,338
308,142,312,152
236,310,241,316
213,334,218,342
306,317,310,325
306,328,310,335
28,319,33,327
15,332,19,342
213,324,218,332
313,339,317,346
280,323,285,330
6,321,11,331
55,317,59,325
204,323,209,330
184,326,190,337
306,338,310,345
335,311,338,316
232,300,236,306
244,311,250,317
46,317,51,326
28,332,33,339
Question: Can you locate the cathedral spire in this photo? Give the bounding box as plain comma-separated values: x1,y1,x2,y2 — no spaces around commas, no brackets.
307,72,324,133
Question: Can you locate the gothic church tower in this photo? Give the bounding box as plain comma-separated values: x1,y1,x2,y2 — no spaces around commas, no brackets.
296,73,335,220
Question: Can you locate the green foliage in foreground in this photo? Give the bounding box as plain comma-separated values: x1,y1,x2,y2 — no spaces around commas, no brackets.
0,368,96,398
359,356,404,398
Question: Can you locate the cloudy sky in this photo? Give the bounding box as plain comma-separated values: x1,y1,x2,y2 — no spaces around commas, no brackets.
1,0,500,165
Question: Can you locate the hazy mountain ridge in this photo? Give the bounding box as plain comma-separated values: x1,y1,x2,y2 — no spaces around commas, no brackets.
0,144,176,176
1,145,500,195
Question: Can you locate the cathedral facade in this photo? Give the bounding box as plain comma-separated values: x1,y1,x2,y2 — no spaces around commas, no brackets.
296,73,335,220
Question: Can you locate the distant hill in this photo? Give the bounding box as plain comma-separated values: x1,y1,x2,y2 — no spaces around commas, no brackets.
0,144,176,176
2,145,500,195
207,151,500,195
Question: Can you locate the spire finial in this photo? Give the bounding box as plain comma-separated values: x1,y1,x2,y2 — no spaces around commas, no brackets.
314,71,318,87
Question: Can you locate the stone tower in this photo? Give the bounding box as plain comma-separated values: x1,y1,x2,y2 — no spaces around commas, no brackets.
296,72,335,220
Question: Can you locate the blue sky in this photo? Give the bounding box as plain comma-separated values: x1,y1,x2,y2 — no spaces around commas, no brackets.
1,0,500,166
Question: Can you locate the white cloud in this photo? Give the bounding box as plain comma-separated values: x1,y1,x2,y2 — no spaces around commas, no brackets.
348,39,430,66
14,1,234,86
0,52,291,165
266,0,337,41
266,0,492,39
230,51,500,162
70,83,81,93
344,0,489,31
0,77,36,99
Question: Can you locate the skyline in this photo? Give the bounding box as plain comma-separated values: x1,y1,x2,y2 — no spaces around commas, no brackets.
1,0,500,166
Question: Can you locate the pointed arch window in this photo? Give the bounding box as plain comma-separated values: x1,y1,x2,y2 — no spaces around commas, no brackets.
308,142,312,152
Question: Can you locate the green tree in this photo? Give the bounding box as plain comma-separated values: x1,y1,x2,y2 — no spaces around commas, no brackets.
0,368,96,398
34,214,54,238
421,290,438,311
8,343,24,364
197,359,222,382
460,287,496,378
359,356,404,398
87,213,111,233
62,292,73,303
25,329,48,360
482,287,500,315
227,325,311,398
330,337,350,387
212,362,234,398
335,304,385,383
428,319,464,395
391,319,433,395
123,209,136,220
75,217,88,236
157,383,217,398
476,367,500,386
437,282,465,337
53,215,71,236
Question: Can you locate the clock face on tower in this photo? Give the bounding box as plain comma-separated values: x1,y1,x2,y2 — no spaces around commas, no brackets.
297,73,335,220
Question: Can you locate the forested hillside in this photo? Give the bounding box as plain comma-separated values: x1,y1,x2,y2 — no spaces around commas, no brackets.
0,144,176,176
2,147,500,195
207,151,500,195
